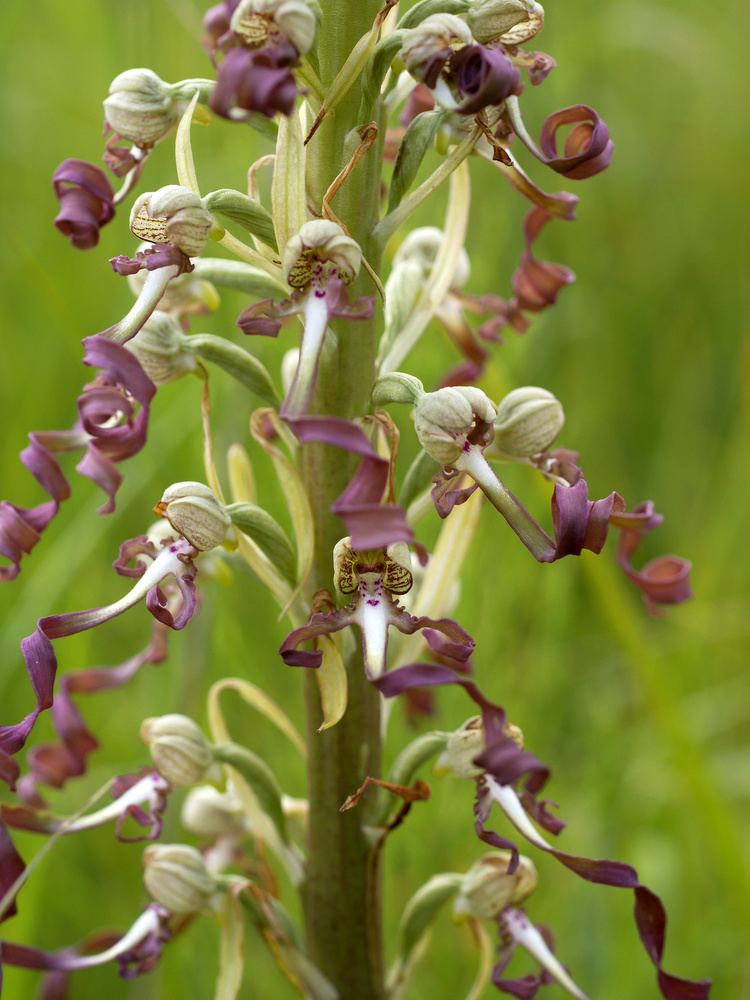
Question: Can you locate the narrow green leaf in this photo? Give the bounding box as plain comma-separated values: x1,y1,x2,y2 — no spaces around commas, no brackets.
203,189,278,250
361,31,406,110
188,333,280,406
225,502,297,584
388,110,445,212
398,449,439,510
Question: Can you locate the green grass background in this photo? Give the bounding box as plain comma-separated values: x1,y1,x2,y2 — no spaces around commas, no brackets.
0,1,748,997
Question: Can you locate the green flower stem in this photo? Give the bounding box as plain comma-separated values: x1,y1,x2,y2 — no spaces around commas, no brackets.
302,3,386,997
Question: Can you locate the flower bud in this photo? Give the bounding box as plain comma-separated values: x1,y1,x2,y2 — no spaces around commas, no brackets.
371,372,425,407
181,785,246,839
413,387,496,465
401,14,472,83
493,386,564,459
231,0,317,55
140,714,214,787
127,311,197,385
393,226,470,290
435,716,484,778
130,185,214,257
467,0,545,46
104,68,180,146
453,852,538,920
435,716,524,778
156,482,231,551
143,844,217,914
282,220,362,289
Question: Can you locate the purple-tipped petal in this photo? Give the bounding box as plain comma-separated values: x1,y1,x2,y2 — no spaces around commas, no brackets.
211,45,300,120
538,104,614,180
0,542,194,785
236,299,285,337
511,207,575,314
373,662,508,743
0,823,25,922
20,625,168,801
53,159,115,250
478,775,711,998
280,604,355,667
612,501,693,611
288,416,414,549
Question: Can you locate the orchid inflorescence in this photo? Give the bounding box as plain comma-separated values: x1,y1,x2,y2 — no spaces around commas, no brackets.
0,1,708,998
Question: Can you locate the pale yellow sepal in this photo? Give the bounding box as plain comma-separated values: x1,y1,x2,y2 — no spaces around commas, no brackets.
215,890,246,1000
175,95,286,284
250,408,314,606
207,677,305,884
379,158,472,373
315,635,348,732
272,108,307,253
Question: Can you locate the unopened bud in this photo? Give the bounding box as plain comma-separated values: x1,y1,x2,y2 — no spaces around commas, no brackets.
181,785,246,839
127,311,197,385
413,386,496,465
394,227,470,290
467,0,545,45
282,220,362,289
231,0,317,55
157,482,231,551
435,716,484,778
435,716,524,778
130,185,213,257
104,68,180,146
140,714,214,787
401,14,472,82
143,844,217,914
493,386,564,459
453,851,538,920
372,372,425,407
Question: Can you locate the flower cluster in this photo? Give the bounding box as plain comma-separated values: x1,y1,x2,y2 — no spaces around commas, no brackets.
0,2,708,999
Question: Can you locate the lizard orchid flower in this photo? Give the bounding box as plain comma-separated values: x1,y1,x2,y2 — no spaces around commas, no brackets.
210,0,317,119
239,221,373,418
280,537,473,679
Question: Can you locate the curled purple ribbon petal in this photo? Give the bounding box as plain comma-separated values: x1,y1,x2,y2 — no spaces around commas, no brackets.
0,540,196,787
476,770,711,998
53,159,115,250
288,415,414,549
538,104,614,180
511,208,575,314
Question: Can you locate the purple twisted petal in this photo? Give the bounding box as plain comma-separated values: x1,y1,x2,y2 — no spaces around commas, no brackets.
0,540,196,787
288,416,414,549
538,104,614,180
53,159,115,250
476,757,711,998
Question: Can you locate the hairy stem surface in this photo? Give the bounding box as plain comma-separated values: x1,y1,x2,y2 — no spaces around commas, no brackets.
302,2,385,996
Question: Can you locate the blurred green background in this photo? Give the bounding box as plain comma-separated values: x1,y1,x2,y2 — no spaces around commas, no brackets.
0,0,747,997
